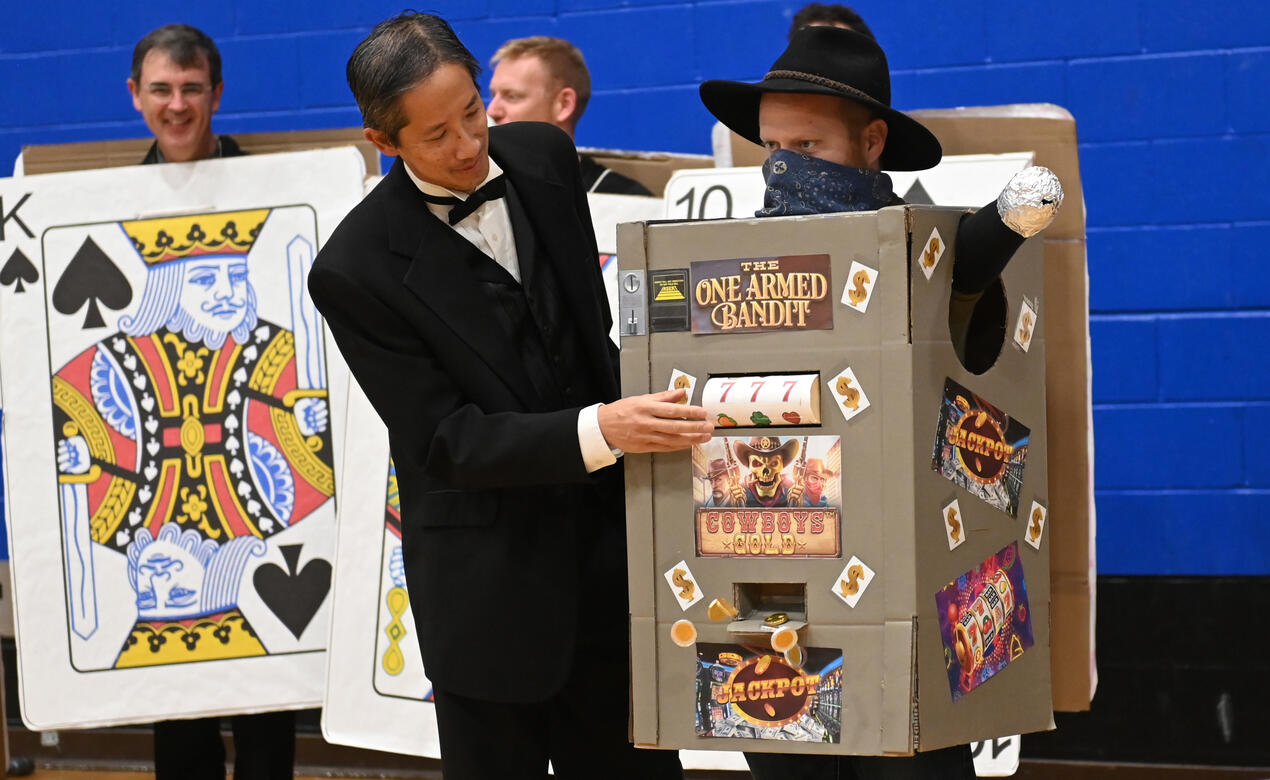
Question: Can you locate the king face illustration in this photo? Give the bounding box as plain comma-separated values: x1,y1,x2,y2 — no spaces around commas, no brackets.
51,209,334,668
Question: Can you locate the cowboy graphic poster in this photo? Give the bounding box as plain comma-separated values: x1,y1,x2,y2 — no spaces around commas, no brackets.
935,542,1034,701
0,149,364,727
692,435,841,557
695,642,843,742
930,378,1030,516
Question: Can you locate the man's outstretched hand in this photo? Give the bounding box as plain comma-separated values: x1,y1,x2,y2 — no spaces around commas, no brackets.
599,389,713,453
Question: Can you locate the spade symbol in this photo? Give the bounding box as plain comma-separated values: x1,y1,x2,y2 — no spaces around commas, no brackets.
0,248,38,293
253,544,332,640
902,178,934,205
51,236,133,329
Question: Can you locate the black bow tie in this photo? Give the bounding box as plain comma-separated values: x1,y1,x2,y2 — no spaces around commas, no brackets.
420,175,507,225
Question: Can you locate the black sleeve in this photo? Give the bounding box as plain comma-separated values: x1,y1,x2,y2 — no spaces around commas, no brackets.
308,258,591,491
951,201,1027,295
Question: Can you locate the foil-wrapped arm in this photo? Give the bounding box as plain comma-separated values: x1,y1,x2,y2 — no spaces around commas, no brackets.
952,166,1064,295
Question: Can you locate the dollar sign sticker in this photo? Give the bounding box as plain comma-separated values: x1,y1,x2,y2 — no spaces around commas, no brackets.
848,269,870,306
840,564,865,597
672,567,695,600
1018,311,1034,344
836,376,860,410
947,507,961,542
1029,507,1043,541
923,235,941,267
673,373,691,404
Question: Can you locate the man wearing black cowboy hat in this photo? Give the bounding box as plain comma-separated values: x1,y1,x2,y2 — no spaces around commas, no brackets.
699,24,979,780
701,25,942,219
701,25,1062,374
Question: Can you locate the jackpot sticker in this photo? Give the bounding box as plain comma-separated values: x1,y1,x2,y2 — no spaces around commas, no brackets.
1024,501,1047,550
664,560,703,611
667,369,697,404
827,367,870,422
935,542,1034,701
841,260,878,314
695,642,842,742
918,226,945,281
1014,299,1038,352
831,555,874,609
691,435,841,558
931,378,1030,517
690,254,833,335
943,499,966,550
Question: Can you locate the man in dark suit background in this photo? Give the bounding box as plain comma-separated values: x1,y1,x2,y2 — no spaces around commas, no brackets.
308,13,707,779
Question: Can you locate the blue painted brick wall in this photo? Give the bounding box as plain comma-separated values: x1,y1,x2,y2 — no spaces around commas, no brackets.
0,2,1266,574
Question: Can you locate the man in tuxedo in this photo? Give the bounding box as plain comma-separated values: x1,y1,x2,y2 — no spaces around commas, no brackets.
309,13,706,779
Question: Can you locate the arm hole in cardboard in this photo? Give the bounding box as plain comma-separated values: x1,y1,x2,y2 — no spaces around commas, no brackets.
949,277,1007,375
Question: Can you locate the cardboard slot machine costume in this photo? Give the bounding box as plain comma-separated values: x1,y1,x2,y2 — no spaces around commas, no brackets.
619,80,1067,754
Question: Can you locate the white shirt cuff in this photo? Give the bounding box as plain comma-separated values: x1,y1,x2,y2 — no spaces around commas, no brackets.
578,403,621,473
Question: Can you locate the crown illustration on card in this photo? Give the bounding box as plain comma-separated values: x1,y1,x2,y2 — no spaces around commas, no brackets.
121,209,271,265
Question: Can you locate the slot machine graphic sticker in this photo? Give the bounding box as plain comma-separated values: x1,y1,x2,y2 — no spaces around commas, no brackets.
930,378,1030,516
690,254,833,335
690,435,842,558
695,643,844,742
935,542,1034,701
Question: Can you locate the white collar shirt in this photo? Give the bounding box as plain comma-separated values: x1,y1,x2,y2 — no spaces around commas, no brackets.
403,157,520,283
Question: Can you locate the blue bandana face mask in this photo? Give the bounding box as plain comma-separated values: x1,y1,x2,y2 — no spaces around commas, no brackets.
756,149,895,217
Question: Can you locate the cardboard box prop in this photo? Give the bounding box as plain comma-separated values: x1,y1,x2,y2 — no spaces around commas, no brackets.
908,106,1095,713
723,104,1095,712
620,205,1054,755
19,127,381,178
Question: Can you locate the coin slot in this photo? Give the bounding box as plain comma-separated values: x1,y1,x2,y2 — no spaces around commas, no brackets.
732,582,807,624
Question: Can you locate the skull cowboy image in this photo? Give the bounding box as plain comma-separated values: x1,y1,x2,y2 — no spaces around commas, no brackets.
732,436,802,507
51,209,334,668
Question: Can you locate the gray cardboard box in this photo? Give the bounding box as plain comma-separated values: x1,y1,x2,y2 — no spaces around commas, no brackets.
620,205,1054,756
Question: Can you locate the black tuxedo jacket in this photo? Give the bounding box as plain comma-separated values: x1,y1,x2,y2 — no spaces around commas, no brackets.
309,123,624,702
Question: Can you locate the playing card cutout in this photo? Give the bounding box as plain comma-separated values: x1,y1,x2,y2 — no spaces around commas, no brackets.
918,226,945,281
1024,501,1047,550
841,260,878,314
51,236,133,328
664,559,703,610
667,369,697,404
827,367,870,422
253,544,333,639
943,499,965,550
832,556,874,608
1,247,38,293
1014,299,1038,352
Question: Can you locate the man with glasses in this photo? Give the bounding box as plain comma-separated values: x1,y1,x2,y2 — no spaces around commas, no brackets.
128,24,243,165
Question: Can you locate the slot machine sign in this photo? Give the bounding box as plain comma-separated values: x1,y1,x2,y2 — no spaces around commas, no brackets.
690,254,833,334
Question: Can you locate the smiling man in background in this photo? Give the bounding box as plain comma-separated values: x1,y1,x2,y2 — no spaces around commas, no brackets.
128,24,242,164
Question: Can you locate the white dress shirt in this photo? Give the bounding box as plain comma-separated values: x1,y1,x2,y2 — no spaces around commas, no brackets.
402,159,618,473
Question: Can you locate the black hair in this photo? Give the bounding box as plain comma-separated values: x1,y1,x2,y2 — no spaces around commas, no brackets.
347,12,481,141
789,3,876,41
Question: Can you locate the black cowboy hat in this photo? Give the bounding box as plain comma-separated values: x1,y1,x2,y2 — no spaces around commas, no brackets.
700,26,942,172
